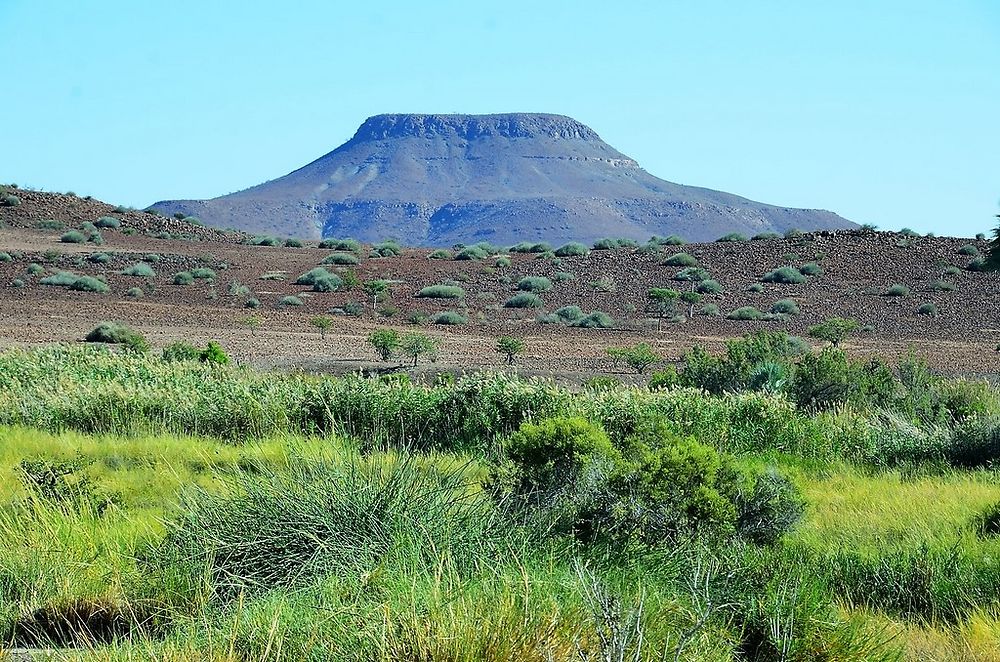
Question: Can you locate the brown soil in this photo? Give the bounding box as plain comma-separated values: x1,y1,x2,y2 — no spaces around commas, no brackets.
1,190,998,380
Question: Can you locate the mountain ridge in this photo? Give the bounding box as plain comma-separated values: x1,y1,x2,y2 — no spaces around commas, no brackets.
150,113,855,245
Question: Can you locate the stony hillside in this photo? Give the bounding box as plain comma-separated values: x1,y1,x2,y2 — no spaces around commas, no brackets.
150,113,855,245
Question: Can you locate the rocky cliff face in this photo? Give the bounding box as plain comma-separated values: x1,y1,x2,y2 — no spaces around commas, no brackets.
150,113,854,245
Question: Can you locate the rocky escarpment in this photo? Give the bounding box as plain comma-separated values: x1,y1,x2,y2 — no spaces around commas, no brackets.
150,113,855,245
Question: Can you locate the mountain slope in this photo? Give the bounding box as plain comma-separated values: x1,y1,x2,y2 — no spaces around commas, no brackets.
150,113,855,245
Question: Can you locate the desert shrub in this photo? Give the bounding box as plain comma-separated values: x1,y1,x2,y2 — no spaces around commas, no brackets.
122,263,155,277
509,242,551,253
701,303,721,316
943,266,961,276
930,280,956,292
454,245,491,260
899,228,920,237
494,255,512,268
572,311,614,328
191,267,216,280
2,194,20,207
592,238,636,250
69,276,110,293
771,299,800,315
958,244,980,256
746,283,764,293
917,302,939,317
799,262,823,276
732,468,805,545
320,252,360,266
808,317,859,347
284,238,303,248
416,284,464,299
673,267,710,282
649,234,686,246
39,271,79,287
590,277,616,292
786,348,854,410
717,232,748,242
697,279,723,294
368,329,400,360
554,242,588,257
84,323,148,352
312,273,343,292
663,252,699,267
727,307,765,321
245,298,261,309
428,249,452,260
505,292,543,309
517,276,552,293
433,311,466,325
279,295,304,306
36,220,66,231
161,341,202,363
94,216,120,229
553,271,575,282
886,283,910,297
751,232,782,241
607,343,661,374
968,257,987,272
26,263,44,276
0,252,10,263
173,271,194,285
372,240,402,257
295,267,333,286
60,231,87,244
87,253,110,264
250,235,281,247
11,278,25,288
318,238,362,252
762,267,806,284
551,305,584,323
125,287,144,298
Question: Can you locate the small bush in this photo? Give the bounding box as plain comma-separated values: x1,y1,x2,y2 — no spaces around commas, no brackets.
799,262,823,276
416,284,465,299
191,267,216,280
27,263,44,275
663,252,699,267
752,232,782,241
319,238,362,252
784,228,805,239
69,276,110,293
87,253,110,264
592,238,636,250
454,245,492,260
649,234,686,246
279,295,304,307
294,267,334,287
968,258,987,272
885,283,910,297
917,302,939,317
746,283,764,293
433,310,466,325
770,299,800,315
245,298,261,309
958,244,980,256
11,279,25,288
930,280,956,292
173,271,194,285
673,267,710,282
554,242,588,257
2,194,21,207
60,231,87,244
762,267,806,284
122,263,155,278
727,306,765,321
697,279,723,294
553,305,585,322
125,287,144,298
899,228,920,237
428,249,452,260
94,216,120,229
717,232,748,242
572,311,614,328
284,238,303,248
505,292,543,309
494,256,512,268
371,240,402,258
250,236,281,247
553,271,575,282
607,342,661,374
509,241,551,253
0,252,10,263
85,323,148,352
39,271,79,287
701,303,721,316
517,276,553,293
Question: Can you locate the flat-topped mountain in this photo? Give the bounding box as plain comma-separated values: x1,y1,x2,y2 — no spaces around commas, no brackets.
150,113,855,245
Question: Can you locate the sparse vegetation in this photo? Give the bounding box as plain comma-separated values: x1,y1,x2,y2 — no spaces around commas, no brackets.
432,310,467,325
321,252,360,265
516,276,552,293
762,266,807,284
122,263,155,278
607,342,661,373
496,336,525,365
918,302,940,317
416,284,465,299
663,252,699,267
173,271,194,285
84,322,148,352
716,232,748,242
553,241,589,257
309,316,333,339
771,298,801,315
696,279,723,294
571,310,614,328
727,306,765,320
504,292,543,308
886,283,910,297
279,295,304,306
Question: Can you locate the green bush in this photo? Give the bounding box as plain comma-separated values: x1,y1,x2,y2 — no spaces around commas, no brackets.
799,262,823,276
727,307,765,321
554,242,588,257
751,232,783,241
454,245,491,260
416,284,465,299
321,252,359,266
94,216,120,229
312,273,343,292
284,238,303,248
428,249,452,260
173,271,194,285
697,279,723,294
39,271,80,287
762,267,806,284
808,317,859,347
886,283,910,297
84,322,148,353
0,252,11,263
649,234,686,246
60,231,87,244
607,343,661,374
11,279,25,288
69,276,110,293
509,241,551,253
250,235,281,247
494,256,512,268
717,232,748,242
191,267,216,280
505,292,543,308
371,240,402,257
572,311,614,328
2,194,20,207
553,271,575,282
592,238,636,250
553,305,585,322
295,267,333,286
279,295,304,306
26,263,44,276
663,252,698,267
122,263,155,278
746,283,764,293
771,299,800,315
318,238,362,252
432,311,467,325
930,280,956,292
87,253,110,264
125,287,144,298
968,258,987,272
958,244,980,256
701,303,721,316
673,267,710,283
161,341,202,363
917,302,939,317
516,276,552,293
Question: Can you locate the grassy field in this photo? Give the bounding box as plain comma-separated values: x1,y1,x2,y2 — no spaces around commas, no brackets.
2,337,1000,660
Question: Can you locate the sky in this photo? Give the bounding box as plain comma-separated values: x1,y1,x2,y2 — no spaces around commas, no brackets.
1,0,997,238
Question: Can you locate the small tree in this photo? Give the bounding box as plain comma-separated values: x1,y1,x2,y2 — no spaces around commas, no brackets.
647,288,680,331
680,290,702,319
401,332,438,366
808,317,860,347
242,315,263,337
364,279,391,310
497,336,525,365
309,316,333,339
607,342,662,374
368,328,400,361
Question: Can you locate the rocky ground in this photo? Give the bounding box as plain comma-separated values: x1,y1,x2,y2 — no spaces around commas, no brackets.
1,188,997,381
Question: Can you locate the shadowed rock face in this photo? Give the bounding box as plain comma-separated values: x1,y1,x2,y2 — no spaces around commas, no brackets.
150,113,855,245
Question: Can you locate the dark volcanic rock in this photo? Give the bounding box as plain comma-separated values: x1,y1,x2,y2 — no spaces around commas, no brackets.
150,113,855,245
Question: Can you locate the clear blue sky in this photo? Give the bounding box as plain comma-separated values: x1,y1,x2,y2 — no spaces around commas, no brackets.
1,1,997,237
